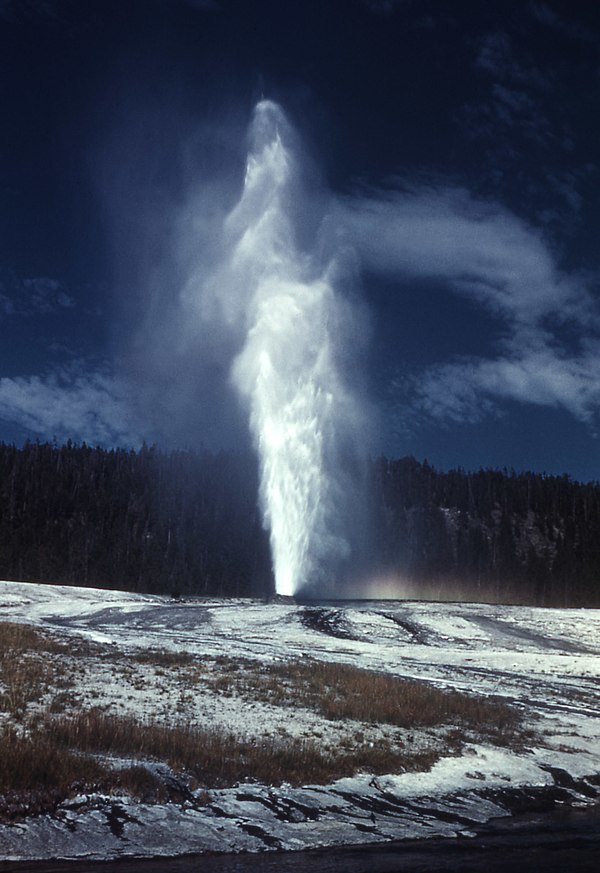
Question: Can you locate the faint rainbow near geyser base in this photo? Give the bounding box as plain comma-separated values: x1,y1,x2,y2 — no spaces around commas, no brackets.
206,100,364,596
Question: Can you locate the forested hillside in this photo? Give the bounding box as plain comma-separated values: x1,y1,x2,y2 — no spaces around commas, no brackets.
0,442,598,606
371,456,600,607
0,442,270,597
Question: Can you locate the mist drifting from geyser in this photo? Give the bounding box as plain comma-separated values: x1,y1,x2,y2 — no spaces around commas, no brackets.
190,101,366,596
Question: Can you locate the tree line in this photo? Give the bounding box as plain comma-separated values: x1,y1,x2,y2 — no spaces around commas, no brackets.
371,455,600,606
0,441,598,606
0,441,270,597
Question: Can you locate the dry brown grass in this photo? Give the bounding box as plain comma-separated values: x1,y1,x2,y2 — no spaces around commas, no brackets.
300,661,518,733
42,710,438,789
0,724,107,820
116,650,525,746
110,765,179,804
196,657,523,744
0,724,198,821
0,620,68,655
131,649,197,668
0,622,67,717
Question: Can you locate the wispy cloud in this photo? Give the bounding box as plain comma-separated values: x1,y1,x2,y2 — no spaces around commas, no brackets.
0,362,147,447
528,2,600,46
0,273,75,317
464,18,594,234
469,29,560,157
335,183,600,430
475,31,549,90
336,185,593,327
413,348,600,426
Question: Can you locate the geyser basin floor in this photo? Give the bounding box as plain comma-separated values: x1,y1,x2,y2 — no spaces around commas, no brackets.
0,580,599,862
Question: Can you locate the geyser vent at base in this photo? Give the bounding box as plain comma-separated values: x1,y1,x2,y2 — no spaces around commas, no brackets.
267,593,297,605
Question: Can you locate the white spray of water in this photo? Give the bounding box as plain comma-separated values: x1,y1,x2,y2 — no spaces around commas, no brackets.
194,101,363,596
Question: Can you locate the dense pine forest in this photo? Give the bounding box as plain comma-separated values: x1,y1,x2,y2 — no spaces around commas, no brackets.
371,456,600,607
0,442,270,598
0,441,598,606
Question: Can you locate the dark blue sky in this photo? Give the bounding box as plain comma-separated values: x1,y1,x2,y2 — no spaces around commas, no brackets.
1,0,600,481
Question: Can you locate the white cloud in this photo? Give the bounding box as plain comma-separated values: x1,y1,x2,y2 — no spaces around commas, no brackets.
334,184,600,429
0,364,146,447
415,349,600,425
335,185,593,328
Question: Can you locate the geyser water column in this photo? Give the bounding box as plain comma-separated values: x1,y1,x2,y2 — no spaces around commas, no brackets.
216,101,362,596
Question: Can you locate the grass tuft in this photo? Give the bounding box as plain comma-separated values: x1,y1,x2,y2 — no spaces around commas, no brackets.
196,657,523,744
131,649,197,668
42,710,437,789
0,621,66,655
0,622,66,717
0,725,107,820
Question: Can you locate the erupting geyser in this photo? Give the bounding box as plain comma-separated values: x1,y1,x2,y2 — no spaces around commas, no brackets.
194,101,365,596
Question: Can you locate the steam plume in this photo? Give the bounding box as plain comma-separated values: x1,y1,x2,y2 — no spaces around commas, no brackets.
191,101,365,596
